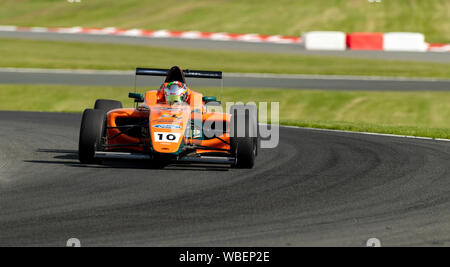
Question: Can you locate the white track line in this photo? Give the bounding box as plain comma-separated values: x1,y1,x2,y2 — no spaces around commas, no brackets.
0,67,133,75
280,125,450,143
226,73,450,82
1,67,448,82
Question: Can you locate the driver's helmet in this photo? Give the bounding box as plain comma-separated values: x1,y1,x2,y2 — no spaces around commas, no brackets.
163,81,189,104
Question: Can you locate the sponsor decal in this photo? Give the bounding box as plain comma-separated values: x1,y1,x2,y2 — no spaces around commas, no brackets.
154,107,185,111
160,114,183,119
155,120,180,123
153,124,182,129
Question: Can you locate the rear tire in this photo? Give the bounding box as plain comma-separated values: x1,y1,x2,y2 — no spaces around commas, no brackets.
79,109,106,164
94,99,122,113
230,105,258,169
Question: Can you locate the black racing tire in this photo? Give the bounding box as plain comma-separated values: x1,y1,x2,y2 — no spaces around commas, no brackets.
79,109,106,164
230,104,258,168
231,136,257,169
94,99,122,113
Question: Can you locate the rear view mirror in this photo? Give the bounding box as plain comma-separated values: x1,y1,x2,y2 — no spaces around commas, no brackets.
202,96,217,103
129,92,144,103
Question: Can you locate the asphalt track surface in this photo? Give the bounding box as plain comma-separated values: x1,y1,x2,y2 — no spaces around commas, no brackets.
1,69,450,91
1,31,450,63
1,111,450,246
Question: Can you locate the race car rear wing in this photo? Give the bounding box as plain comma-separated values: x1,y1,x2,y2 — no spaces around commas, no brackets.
136,68,223,79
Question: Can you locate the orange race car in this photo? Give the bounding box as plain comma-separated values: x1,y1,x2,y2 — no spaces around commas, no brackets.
78,66,259,168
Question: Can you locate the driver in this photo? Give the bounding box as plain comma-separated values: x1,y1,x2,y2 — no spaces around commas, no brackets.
161,81,191,104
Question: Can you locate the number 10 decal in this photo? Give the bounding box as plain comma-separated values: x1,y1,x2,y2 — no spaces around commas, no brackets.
154,132,181,143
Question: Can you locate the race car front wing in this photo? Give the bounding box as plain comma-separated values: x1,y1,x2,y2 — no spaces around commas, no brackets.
94,151,236,165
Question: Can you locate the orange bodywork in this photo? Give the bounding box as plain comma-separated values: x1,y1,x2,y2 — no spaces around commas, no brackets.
106,90,231,156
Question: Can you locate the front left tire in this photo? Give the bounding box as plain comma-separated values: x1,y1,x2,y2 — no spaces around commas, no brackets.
79,109,106,164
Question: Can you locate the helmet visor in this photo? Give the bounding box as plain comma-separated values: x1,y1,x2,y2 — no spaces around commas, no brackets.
166,94,183,103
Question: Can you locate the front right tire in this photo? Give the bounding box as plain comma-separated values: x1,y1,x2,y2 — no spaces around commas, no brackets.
231,136,257,169
78,109,106,164
230,104,259,169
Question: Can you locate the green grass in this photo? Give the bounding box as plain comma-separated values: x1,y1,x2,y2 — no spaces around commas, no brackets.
1,38,449,78
1,84,450,139
1,0,449,43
